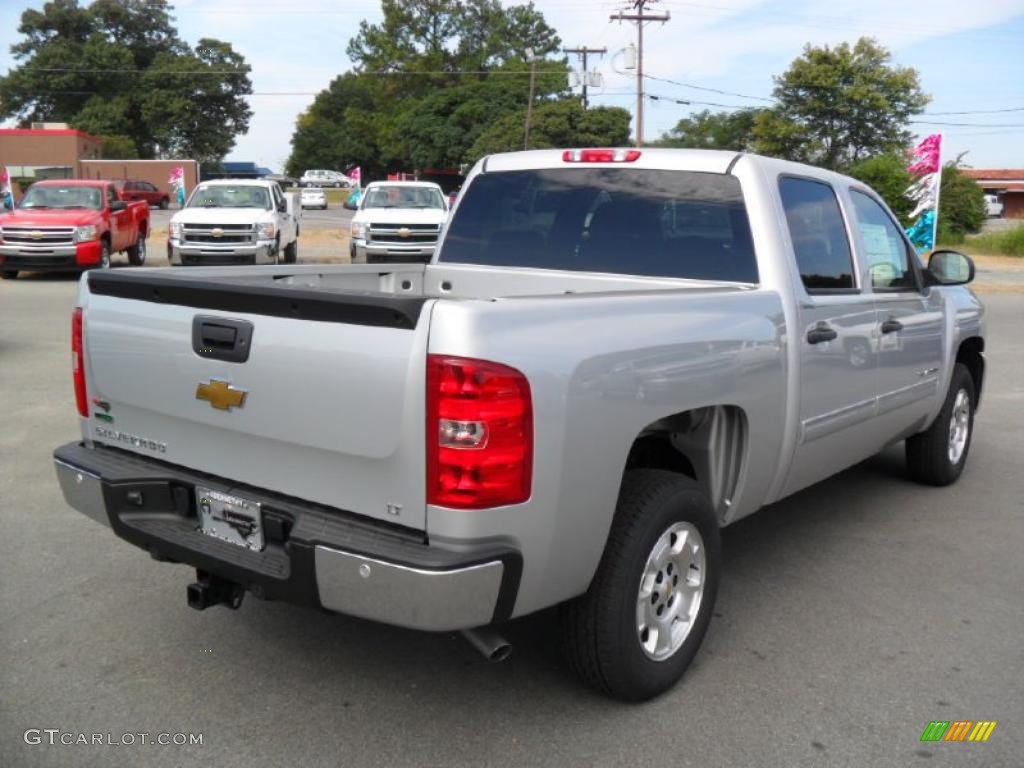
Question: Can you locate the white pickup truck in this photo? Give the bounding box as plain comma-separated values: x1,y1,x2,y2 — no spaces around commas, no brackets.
349,181,449,263
168,179,300,266
54,148,984,701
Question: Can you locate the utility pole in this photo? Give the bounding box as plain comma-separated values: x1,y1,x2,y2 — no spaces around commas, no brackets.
524,48,538,150
563,45,607,108
610,1,669,147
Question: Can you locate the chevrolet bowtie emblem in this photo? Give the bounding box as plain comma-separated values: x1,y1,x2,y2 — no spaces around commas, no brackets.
196,380,247,411
30,230,44,240
211,228,224,238
397,227,411,238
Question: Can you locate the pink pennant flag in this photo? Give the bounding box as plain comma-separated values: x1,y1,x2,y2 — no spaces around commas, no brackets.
907,134,942,176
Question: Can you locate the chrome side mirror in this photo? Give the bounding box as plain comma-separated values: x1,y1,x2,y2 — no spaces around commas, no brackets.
928,250,975,285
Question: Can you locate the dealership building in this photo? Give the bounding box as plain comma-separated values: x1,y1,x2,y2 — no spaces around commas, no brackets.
0,124,197,202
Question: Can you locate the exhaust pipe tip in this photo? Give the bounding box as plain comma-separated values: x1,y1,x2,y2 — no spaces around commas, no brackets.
461,627,512,663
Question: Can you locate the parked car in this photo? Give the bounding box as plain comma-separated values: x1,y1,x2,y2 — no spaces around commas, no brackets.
448,186,461,207
984,193,1004,218
300,169,351,188
167,179,300,266
52,148,984,701
349,180,448,263
0,179,150,279
115,179,171,210
300,187,327,210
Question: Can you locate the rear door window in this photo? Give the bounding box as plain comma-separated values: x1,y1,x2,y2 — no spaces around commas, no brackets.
778,177,855,292
439,168,758,282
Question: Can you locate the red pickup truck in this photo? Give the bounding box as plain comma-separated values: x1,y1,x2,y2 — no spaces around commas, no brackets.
0,179,150,280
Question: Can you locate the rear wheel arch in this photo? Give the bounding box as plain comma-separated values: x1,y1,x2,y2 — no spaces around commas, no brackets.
624,405,748,524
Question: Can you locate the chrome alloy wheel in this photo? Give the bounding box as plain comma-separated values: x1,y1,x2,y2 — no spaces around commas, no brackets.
948,388,971,465
636,521,706,661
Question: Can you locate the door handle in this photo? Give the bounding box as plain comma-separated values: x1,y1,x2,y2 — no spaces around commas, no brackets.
807,324,838,344
880,318,903,334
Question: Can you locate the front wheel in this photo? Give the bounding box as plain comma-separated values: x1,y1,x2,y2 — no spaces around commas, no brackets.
159,198,169,210
283,239,298,264
94,240,111,270
906,363,976,486
560,470,720,701
127,233,146,266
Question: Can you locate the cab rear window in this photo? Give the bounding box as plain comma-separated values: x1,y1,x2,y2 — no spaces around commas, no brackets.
439,168,758,283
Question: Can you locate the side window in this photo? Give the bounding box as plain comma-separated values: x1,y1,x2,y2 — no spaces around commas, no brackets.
850,190,916,291
107,185,118,206
778,177,855,292
272,185,283,211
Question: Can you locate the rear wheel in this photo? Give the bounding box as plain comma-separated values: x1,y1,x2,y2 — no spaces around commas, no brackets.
127,233,147,266
0,269,18,280
906,363,976,486
560,470,720,701
159,197,169,210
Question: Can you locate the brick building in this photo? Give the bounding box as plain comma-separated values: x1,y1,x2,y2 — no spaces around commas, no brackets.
0,126,197,203
962,169,1024,219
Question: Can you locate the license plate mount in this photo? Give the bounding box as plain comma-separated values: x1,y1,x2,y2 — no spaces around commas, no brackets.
196,487,264,552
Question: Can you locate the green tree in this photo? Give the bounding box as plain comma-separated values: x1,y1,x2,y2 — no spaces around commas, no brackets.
653,109,762,151
289,0,564,178
753,37,929,169
0,1,251,161
99,134,138,159
939,163,986,236
467,100,630,160
847,153,913,223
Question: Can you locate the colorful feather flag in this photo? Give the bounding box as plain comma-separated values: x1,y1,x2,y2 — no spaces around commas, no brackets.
348,166,361,188
0,166,13,211
904,134,942,253
168,166,186,207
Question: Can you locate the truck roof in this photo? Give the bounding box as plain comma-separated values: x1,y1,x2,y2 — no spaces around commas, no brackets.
480,147,853,187
196,178,280,187
29,179,113,188
364,180,442,189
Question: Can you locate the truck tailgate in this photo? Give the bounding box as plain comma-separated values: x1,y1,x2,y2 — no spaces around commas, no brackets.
82,272,431,530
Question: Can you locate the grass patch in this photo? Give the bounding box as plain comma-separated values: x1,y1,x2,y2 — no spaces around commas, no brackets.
964,225,1024,257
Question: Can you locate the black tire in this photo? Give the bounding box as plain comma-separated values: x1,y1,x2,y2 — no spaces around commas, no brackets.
0,269,18,280
284,239,298,264
560,469,721,701
94,240,111,270
349,243,359,263
159,197,169,210
906,363,976,486
127,233,146,266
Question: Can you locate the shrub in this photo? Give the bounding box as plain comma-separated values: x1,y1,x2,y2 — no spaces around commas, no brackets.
965,225,1024,257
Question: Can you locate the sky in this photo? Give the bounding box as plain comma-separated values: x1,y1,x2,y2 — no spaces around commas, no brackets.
1,0,1023,172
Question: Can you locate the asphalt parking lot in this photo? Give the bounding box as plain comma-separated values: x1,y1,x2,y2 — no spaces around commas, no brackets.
1,280,1021,768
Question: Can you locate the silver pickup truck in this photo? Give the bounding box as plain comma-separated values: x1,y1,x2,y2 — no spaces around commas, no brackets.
53,148,984,701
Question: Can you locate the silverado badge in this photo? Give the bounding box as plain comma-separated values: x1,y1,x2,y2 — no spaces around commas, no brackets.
196,380,247,411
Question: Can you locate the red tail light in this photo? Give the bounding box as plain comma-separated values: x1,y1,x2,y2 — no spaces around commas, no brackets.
562,148,642,163
72,307,88,417
427,355,532,509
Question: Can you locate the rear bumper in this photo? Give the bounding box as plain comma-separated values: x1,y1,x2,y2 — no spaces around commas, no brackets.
0,241,102,271
53,442,520,631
